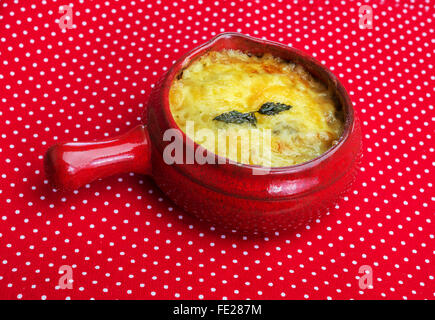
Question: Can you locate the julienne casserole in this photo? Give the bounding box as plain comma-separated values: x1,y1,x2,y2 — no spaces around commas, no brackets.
169,49,344,167
44,33,360,232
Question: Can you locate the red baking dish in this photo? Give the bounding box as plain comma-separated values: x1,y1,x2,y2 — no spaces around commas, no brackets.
44,33,362,234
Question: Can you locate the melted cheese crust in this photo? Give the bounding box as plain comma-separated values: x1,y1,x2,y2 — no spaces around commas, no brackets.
169,50,343,167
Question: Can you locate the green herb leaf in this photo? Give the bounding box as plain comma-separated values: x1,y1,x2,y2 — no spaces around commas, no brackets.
258,102,293,115
213,110,257,126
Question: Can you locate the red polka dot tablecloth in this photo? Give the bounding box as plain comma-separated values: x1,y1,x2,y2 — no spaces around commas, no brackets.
0,0,433,300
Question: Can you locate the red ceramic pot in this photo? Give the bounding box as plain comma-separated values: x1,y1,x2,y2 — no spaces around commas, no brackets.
44,33,361,234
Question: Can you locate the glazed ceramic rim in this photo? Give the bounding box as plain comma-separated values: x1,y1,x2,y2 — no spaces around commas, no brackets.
161,32,355,174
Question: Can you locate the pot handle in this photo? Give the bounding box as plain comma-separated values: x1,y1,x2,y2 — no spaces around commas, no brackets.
44,124,151,190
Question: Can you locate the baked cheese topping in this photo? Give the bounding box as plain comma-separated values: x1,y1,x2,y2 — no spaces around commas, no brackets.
169,49,344,167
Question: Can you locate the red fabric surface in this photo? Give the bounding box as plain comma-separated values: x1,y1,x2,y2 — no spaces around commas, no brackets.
0,0,433,300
